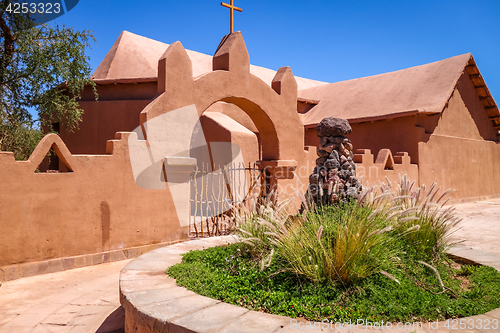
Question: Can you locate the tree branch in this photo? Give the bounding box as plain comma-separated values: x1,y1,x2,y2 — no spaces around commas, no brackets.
0,10,15,85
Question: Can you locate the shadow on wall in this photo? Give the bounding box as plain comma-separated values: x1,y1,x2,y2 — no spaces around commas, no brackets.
101,201,111,247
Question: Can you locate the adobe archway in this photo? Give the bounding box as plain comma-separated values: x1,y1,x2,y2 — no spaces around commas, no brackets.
140,32,305,187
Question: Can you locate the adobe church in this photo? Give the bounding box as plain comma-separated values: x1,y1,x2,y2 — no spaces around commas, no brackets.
2,28,500,281
65,30,500,202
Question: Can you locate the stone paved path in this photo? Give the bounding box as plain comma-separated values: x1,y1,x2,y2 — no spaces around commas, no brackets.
0,197,499,333
450,197,500,256
0,260,130,332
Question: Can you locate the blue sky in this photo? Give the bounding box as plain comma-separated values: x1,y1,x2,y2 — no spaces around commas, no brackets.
53,0,500,100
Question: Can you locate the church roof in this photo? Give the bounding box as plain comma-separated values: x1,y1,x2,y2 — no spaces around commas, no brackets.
92,32,499,131
92,31,328,90
299,53,500,129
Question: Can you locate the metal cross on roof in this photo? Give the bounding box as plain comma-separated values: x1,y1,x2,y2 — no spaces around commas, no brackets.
221,0,242,33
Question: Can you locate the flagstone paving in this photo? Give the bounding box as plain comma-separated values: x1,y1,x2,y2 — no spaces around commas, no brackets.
450,197,500,256
0,260,130,332
0,197,499,333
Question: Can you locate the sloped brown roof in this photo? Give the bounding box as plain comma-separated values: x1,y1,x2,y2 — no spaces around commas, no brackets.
92,31,328,90
92,33,499,131
299,53,499,129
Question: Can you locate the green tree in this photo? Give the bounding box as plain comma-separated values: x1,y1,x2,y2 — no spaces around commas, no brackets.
0,0,96,160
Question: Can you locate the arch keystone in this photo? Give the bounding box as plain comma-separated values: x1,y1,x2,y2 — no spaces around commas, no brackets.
213,31,250,73
158,41,193,94
272,66,298,102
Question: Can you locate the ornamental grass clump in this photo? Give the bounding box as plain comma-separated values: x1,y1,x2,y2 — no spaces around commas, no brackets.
359,175,461,260
233,192,295,261
235,193,402,286
234,175,461,287
278,203,400,286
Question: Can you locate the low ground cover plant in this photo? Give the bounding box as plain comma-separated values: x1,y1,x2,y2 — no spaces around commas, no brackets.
167,176,500,322
167,243,500,322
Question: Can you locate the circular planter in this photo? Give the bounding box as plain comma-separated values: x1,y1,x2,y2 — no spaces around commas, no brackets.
120,236,500,333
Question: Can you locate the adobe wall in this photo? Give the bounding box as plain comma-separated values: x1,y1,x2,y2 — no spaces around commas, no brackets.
305,115,428,165
208,101,259,133
60,99,150,154
419,77,500,201
353,149,419,188
80,80,157,101
200,102,260,166
431,73,498,141
350,117,428,165
305,121,420,190
200,112,259,168
419,135,500,201
267,146,317,203
60,82,157,155
0,133,188,273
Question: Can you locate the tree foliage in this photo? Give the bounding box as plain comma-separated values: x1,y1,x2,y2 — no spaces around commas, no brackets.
0,0,96,160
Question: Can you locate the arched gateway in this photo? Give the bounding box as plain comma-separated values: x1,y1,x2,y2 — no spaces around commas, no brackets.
128,32,311,228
